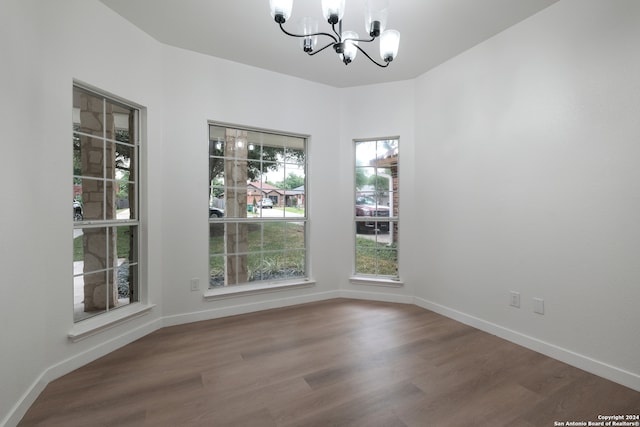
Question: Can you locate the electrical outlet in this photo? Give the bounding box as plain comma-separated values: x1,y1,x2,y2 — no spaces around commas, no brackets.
190,278,200,292
533,297,544,314
509,291,520,308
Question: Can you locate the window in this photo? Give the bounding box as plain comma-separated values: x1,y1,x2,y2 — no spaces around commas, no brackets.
354,138,399,279
209,124,307,288
72,85,140,322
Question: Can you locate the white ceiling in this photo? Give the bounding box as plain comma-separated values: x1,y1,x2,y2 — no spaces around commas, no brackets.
99,0,559,88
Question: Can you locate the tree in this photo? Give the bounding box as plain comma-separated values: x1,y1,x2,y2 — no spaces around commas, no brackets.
368,171,391,191
209,145,305,186
355,168,369,190
277,173,305,190
210,178,224,199
117,170,130,200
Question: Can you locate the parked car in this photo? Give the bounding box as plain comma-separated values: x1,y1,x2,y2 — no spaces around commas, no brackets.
209,207,224,218
355,196,389,233
73,200,83,221
258,198,274,209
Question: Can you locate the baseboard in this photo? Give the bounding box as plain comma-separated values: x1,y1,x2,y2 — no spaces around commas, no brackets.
2,317,161,427
339,288,414,305
1,377,48,427
413,296,640,392
6,291,638,427
162,290,340,327
4,290,339,427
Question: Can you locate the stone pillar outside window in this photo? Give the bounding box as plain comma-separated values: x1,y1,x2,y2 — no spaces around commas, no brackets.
78,93,118,311
224,128,249,285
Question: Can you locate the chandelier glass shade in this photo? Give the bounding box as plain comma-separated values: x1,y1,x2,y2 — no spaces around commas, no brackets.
269,0,400,67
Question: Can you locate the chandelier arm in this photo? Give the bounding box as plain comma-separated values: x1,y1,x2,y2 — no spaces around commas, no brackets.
343,35,376,44
278,22,338,43
308,41,338,56
332,22,342,40
354,44,390,68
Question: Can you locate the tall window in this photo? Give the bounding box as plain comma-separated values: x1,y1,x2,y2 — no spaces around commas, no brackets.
354,138,399,278
72,85,140,322
209,124,307,287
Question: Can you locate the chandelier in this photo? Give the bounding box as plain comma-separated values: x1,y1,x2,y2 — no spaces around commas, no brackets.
269,0,400,67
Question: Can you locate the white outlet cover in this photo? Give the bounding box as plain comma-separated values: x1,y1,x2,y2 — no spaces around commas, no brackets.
510,291,520,308
533,297,544,314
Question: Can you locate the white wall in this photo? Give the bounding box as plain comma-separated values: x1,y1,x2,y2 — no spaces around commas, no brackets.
158,46,342,323
1,1,168,424
414,0,640,387
0,0,47,422
3,0,640,424
338,80,417,300
0,1,342,425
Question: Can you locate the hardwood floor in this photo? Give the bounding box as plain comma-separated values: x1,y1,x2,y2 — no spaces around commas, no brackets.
19,299,640,426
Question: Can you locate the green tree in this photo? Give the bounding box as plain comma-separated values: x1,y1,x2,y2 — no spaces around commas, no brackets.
277,173,305,190
355,168,369,190
368,171,391,191
209,146,305,185
117,170,130,199
210,178,224,199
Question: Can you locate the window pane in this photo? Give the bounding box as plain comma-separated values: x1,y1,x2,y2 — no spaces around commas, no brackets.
115,179,134,219
209,223,224,254
227,254,248,285
73,85,141,323
81,227,109,272
284,222,305,249
248,222,265,252
74,272,107,322
248,253,265,281
75,134,104,179
105,100,135,143
209,137,226,157
262,251,285,281
354,138,399,279
285,146,305,166
114,141,134,173
114,226,136,263
285,249,306,279
375,246,398,276
117,262,137,304
73,89,105,135
209,222,225,286
209,255,225,288
263,222,285,250
355,140,376,166
208,124,308,288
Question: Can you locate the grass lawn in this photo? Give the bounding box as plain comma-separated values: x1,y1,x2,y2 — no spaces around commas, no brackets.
282,206,305,215
355,237,398,276
209,221,398,284
209,221,305,284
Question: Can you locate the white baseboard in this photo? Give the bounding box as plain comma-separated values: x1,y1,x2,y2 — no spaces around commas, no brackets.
413,296,640,392
6,291,639,427
4,289,342,427
339,288,414,305
2,318,161,427
162,290,341,327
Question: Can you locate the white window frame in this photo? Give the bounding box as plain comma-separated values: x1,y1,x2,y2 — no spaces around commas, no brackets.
205,122,313,299
70,82,149,332
351,137,402,286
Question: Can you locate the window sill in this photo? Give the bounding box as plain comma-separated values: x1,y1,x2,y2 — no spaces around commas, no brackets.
204,279,316,301
349,276,404,287
68,303,156,342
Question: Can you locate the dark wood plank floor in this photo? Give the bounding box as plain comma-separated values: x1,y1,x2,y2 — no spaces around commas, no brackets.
19,299,640,426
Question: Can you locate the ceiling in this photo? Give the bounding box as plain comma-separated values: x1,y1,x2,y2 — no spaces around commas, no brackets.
99,0,559,88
